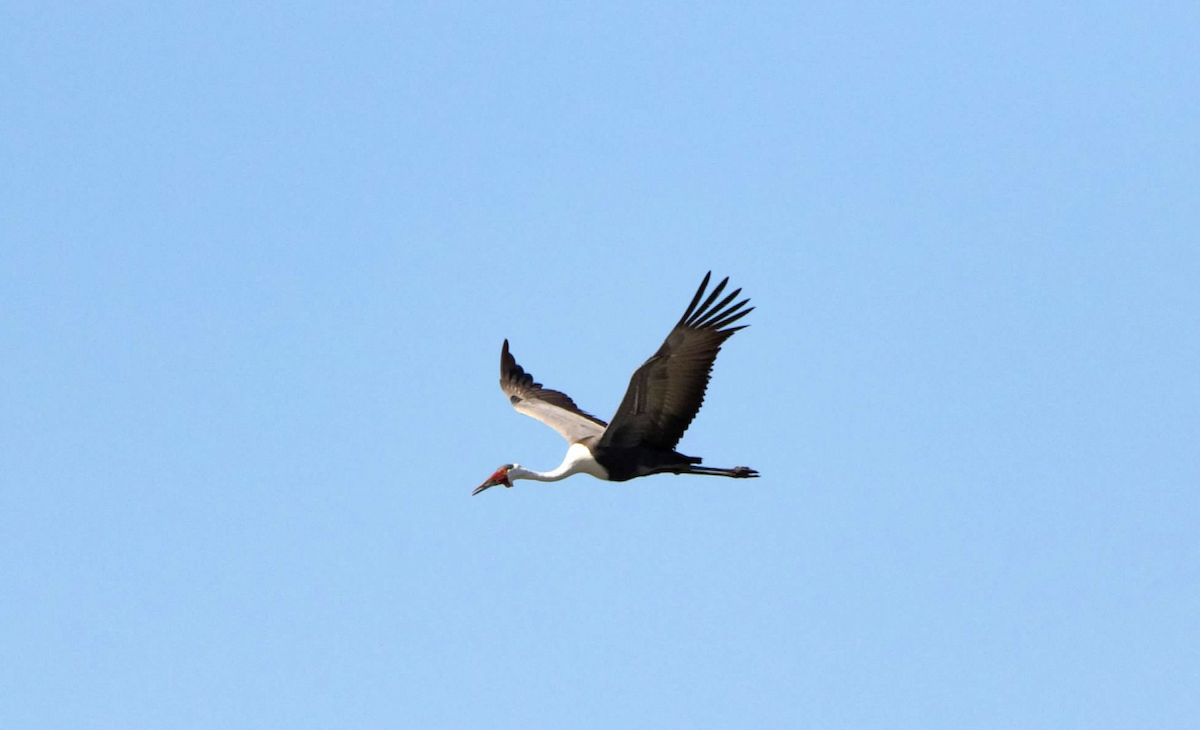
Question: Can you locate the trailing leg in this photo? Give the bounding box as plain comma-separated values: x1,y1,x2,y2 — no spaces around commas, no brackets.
670,464,759,478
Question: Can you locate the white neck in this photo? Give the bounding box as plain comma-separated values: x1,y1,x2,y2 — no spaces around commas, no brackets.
510,443,609,482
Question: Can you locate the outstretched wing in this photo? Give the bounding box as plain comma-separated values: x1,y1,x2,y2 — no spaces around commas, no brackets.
500,339,607,444
600,272,752,451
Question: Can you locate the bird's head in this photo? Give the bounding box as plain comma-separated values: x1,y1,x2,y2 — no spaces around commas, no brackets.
473,463,515,496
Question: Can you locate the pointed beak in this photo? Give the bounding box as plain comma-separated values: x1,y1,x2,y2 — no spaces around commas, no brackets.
473,468,511,496
472,478,498,496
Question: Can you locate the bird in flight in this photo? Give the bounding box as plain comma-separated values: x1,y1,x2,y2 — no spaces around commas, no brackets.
474,272,759,496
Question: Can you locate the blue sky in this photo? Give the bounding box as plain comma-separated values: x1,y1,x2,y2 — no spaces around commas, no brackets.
3,2,1198,728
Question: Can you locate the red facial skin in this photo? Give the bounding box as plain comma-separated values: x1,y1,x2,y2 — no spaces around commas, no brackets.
473,467,512,495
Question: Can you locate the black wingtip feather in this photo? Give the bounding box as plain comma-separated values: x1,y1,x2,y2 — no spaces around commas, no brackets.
678,271,713,325
691,277,729,324
693,290,746,328
707,304,754,331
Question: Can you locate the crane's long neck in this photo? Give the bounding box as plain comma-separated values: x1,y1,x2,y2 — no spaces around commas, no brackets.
511,464,575,482
511,443,609,482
